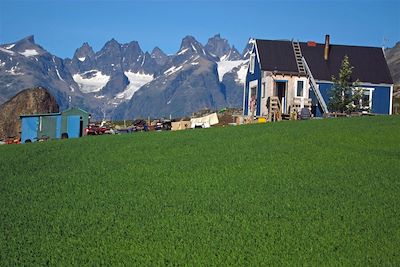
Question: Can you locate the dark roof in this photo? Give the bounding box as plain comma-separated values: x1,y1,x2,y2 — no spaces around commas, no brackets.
255,39,393,84
256,40,298,74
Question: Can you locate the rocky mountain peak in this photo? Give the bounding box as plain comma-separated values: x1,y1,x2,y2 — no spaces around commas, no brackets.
205,34,230,58
102,38,121,51
178,35,206,56
122,40,143,59
151,46,166,58
11,35,46,55
123,40,141,51
73,42,95,60
22,35,35,44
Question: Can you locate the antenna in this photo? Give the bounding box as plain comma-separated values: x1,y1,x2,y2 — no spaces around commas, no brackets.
382,36,389,58
382,36,389,49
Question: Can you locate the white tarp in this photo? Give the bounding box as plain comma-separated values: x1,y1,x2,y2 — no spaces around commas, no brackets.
171,121,190,131
190,113,219,128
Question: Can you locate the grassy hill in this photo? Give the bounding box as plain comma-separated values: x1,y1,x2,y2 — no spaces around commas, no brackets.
1,116,399,265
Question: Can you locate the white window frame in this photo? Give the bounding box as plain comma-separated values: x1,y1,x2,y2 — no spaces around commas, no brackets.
261,82,266,98
296,80,304,98
249,54,255,74
248,80,258,114
356,87,374,111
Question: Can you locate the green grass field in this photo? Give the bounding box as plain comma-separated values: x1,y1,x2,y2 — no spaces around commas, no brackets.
1,116,399,265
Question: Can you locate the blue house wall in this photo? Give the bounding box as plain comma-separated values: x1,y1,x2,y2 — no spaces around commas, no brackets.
243,47,262,116
312,82,392,116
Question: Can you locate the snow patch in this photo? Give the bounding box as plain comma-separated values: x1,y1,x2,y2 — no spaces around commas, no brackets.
220,50,232,62
55,68,64,82
191,62,199,65
19,49,39,57
216,60,246,82
141,54,146,66
78,57,86,62
4,44,15,49
5,66,22,75
235,63,248,84
116,71,154,99
72,70,110,93
0,47,15,55
69,86,75,92
164,65,183,76
177,48,189,55
191,44,197,53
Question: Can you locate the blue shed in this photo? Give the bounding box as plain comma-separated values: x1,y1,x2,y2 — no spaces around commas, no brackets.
20,108,90,143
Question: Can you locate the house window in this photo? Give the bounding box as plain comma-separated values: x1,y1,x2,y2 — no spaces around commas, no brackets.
250,86,257,99
249,54,255,74
262,82,266,98
296,80,304,97
360,89,373,110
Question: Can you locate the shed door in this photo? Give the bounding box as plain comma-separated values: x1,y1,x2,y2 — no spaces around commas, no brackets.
40,116,58,139
67,116,81,138
21,117,38,143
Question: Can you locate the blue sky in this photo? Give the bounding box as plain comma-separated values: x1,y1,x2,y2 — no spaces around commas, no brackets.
0,0,399,58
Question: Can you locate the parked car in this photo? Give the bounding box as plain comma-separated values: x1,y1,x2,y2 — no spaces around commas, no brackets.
86,124,109,135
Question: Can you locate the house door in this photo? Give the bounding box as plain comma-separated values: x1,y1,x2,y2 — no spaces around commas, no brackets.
274,81,287,113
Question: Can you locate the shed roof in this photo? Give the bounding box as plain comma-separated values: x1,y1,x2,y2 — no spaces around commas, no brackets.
20,112,61,118
255,39,393,84
62,107,89,114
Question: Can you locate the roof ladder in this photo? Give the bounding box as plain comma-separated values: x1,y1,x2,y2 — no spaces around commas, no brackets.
292,40,306,75
302,56,329,114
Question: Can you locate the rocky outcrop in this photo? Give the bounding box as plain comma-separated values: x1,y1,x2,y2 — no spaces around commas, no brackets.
0,87,59,140
386,42,400,84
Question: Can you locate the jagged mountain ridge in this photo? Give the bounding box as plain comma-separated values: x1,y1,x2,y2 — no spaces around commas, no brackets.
0,35,250,118
113,35,252,119
0,34,252,119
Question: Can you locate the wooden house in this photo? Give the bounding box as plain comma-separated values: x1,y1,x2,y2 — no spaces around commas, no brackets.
243,35,394,119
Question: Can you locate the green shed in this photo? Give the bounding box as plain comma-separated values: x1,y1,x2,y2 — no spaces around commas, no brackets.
61,108,90,138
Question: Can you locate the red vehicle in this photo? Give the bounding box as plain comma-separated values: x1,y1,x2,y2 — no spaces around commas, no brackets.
85,124,109,135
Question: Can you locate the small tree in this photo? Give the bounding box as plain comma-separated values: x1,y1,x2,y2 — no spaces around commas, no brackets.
329,55,362,113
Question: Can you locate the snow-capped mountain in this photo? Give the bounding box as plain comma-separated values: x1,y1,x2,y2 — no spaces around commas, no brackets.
0,34,251,119
113,35,250,119
0,36,82,111
64,38,160,107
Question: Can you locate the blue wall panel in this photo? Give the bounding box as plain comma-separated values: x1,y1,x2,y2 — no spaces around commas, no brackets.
244,46,262,116
67,116,81,138
314,82,391,116
56,115,62,139
21,117,38,143
371,85,391,114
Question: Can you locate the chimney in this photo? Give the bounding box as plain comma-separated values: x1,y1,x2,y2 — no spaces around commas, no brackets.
324,34,330,61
